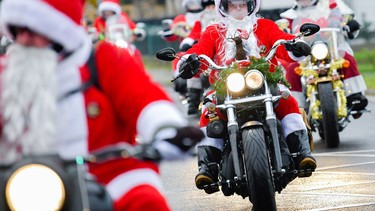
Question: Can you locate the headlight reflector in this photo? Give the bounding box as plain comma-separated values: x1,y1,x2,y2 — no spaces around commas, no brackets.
311,42,329,60
6,164,65,211
245,70,264,90
226,73,245,93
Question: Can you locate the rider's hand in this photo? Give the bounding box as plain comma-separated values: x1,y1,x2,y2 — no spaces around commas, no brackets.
343,19,360,39
164,126,205,152
284,41,311,57
179,54,200,79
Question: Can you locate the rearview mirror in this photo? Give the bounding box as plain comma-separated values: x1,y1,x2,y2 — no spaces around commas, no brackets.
156,47,176,61
300,23,320,37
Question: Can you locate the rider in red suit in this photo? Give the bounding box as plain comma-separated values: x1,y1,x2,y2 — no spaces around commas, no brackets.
177,0,317,194
0,0,204,210
280,0,368,113
94,0,145,68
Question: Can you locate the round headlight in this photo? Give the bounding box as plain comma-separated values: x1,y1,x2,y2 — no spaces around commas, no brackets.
245,70,264,90
311,42,329,60
6,164,65,211
226,73,245,93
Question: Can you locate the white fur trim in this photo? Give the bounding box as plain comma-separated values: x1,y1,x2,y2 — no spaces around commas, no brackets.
137,101,188,144
179,37,195,50
187,77,203,89
54,37,92,159
281,113,307,138
106,168,164,201
196,127,224,151
344,75,367,96
153,139,189,160
0,0,86,52
98,2,122,15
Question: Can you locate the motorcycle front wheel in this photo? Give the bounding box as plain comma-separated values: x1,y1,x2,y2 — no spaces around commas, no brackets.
242,127,276,211
318,82,340,148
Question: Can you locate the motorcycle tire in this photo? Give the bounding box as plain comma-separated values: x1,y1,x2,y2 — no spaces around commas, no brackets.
242,127,276,211
318,82,340,148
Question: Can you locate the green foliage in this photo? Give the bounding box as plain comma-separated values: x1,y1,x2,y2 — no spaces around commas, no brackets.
213,57,290,97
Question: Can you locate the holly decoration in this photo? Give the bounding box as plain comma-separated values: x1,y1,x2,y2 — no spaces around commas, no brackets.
213,56,290,97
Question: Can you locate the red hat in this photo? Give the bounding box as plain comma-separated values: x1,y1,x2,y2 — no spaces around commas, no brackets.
0,0,86,52
98,0,122,16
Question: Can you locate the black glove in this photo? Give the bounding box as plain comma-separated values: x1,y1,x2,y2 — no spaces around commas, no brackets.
179,54,201,79
164,126,205,152
344,19,360,39
180,43,192,52
284,42,311,57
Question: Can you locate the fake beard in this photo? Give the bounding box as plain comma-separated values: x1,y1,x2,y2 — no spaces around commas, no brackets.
0,44,58,163
217,16,260,64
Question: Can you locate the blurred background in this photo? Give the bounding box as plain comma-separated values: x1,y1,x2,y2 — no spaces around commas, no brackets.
84,0,375,56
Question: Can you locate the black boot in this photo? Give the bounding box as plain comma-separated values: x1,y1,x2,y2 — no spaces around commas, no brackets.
195,146,221,194
173,77,187,97
187,88,202,115
286,130,317,177
347,93,368,119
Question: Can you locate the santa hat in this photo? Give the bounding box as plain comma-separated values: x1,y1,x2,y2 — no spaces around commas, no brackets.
98,0,122,16
0,0,86,52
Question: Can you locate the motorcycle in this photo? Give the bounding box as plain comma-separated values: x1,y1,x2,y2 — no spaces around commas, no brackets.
0,143,160,211
156,23,320,211
294,27,370,148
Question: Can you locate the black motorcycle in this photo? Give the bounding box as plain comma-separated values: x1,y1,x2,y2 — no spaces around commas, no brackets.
156,23,320,210
0,143,160,211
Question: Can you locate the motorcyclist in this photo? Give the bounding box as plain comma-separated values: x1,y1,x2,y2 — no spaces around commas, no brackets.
94,0,146,68
180,0,221,115
280,0,368,116
0,0,204,210
159,0,203,101
177,0,317,194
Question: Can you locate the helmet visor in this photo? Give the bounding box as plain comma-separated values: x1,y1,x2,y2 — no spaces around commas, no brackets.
219,0,255,17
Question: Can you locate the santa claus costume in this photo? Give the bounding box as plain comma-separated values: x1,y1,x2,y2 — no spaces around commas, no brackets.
178,0,316,194
0,0,191,210
94,0,144,68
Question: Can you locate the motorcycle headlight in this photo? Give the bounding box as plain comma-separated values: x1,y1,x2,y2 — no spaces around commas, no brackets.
244,70,264,90
6,164,65,211
311,42,329,60
226,72,245,93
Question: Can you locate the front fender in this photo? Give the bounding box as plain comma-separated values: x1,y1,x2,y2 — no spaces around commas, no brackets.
241,121,263,130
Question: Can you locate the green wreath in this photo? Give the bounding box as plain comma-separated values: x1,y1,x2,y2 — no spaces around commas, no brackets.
213,57,290,97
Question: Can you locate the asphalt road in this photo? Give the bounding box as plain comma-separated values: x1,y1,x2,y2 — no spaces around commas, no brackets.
148,69,375,211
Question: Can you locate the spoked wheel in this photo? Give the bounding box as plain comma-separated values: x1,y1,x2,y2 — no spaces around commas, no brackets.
318,82,340,148
242,127,276,211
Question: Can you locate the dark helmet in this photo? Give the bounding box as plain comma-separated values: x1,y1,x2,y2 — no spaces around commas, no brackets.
215,0,259,17
202,0,215,7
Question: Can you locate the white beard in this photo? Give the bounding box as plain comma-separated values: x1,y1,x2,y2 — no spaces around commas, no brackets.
0,44,58,163
217,16,260,64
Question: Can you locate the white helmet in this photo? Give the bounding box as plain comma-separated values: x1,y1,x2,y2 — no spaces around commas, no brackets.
215,0,260,18
182,0,203,13
296,0,318,9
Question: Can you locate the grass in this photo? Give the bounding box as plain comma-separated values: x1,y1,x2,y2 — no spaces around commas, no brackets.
355,48,375,89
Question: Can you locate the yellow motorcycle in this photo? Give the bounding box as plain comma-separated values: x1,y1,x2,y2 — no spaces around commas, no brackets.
294,27,369,148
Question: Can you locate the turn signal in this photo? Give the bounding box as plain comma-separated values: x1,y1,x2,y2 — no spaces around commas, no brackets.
294,67,302,75
343,60,350,68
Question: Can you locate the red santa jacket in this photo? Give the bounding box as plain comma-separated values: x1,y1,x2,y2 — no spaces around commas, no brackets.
185,18,297,83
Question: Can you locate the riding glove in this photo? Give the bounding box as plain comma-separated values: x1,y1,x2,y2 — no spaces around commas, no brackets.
284,42,311,57
179,54,201,79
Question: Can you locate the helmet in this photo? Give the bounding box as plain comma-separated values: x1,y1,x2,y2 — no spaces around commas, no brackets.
215,0,260,18
202,0,215,8
182,0,203,13
295,0,318,8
